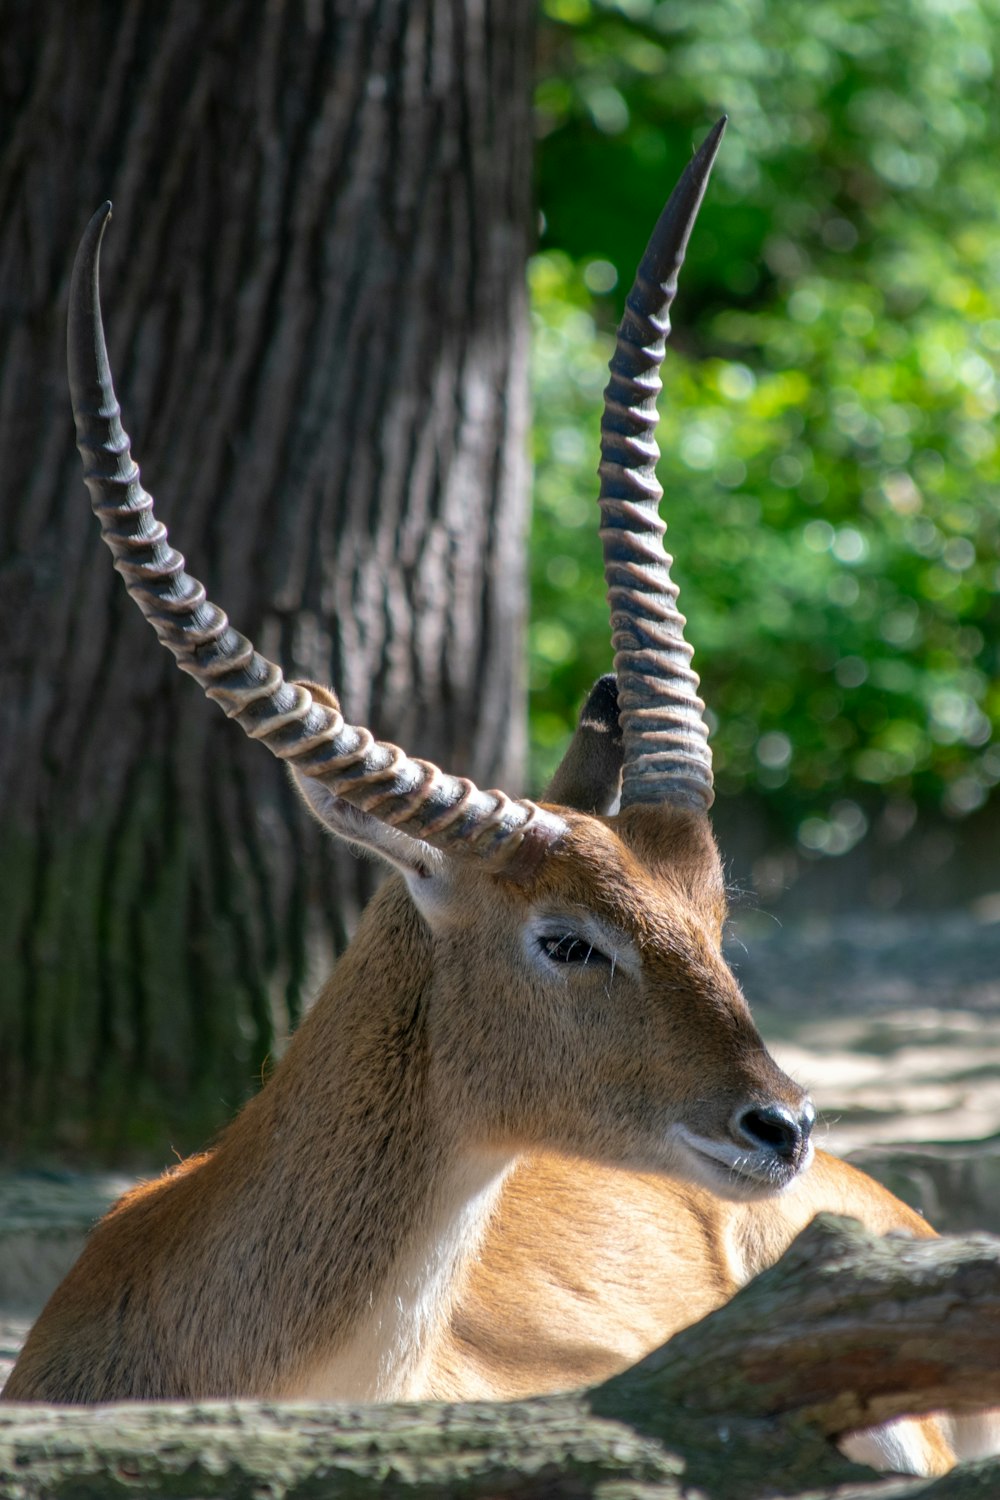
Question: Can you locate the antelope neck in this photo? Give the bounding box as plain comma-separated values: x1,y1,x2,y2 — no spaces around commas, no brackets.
204,881,514,1401
275,1141,513,1402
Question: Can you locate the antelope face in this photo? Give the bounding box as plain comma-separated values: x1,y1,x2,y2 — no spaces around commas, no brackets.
427,803,813,1201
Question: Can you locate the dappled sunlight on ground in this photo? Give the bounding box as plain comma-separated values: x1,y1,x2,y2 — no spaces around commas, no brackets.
768,1008,1000,1152
732,911,1000,1151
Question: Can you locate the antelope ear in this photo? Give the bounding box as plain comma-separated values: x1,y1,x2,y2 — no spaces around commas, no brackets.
543,675,623,816
292,771,446,880
289,682,446,883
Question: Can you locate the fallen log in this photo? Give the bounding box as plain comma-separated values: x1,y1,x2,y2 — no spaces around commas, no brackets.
2,1215,999,1500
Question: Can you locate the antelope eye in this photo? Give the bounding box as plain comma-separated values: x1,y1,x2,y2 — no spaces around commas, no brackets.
538,933,610,967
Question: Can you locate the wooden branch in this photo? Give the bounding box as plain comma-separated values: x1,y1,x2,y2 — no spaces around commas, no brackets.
592,1214,1000,1497
599,1213,1000,1435
2,1217,1000,1500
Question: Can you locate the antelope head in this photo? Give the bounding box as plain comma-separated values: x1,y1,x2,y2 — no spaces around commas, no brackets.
68,118,813,1203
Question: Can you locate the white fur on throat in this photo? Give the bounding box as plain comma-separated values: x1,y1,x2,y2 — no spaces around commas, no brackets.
280,1152,513,1401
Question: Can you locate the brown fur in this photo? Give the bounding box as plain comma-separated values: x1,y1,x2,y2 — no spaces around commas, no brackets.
429,1150,957,1477
431,1150,938,1398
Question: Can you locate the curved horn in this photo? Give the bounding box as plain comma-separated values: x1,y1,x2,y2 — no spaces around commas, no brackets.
68,205,567,877
599,117,726,812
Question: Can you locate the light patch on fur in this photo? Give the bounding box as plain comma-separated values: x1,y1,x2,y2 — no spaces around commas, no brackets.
945,1410,1000,1460
667,1124,812,1199
840,1417,954,1477
282,1153,513,1402
718,1213,751,1287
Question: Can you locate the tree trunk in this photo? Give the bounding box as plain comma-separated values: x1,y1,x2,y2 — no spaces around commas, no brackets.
2,1218,1000,1499
0,0,535,1157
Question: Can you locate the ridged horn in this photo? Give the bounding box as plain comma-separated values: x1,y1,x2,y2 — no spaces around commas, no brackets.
599,117,726,812
67,204,567,877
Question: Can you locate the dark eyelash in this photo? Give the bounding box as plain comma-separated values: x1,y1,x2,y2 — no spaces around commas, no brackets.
539,933,609,966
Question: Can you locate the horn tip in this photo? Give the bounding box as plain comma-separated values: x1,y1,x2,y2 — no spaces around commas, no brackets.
693,115,727,171
82,201,113,247
68,204,117,403
70,202,114,297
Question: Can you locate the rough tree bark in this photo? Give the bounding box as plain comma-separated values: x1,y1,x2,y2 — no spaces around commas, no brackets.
0,0,535,1156
2,1218,1000,1499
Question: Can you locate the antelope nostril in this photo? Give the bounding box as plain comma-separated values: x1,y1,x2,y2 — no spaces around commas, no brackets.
737,1102,810,1163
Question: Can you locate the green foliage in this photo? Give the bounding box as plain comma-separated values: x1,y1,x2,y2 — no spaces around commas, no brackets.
530,0,1000,844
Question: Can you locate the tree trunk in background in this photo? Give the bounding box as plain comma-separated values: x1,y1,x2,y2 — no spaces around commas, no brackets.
0,0,535,1158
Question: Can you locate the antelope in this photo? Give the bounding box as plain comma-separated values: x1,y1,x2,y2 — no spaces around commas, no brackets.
4,119,991,1477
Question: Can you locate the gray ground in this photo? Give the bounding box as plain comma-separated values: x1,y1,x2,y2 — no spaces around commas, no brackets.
2,910,999,1388
734,910,1000,1155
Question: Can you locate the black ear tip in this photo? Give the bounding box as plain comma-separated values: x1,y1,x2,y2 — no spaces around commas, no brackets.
580,674,622,739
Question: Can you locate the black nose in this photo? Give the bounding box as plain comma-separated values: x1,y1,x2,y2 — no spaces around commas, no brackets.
737,1100,814,1163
